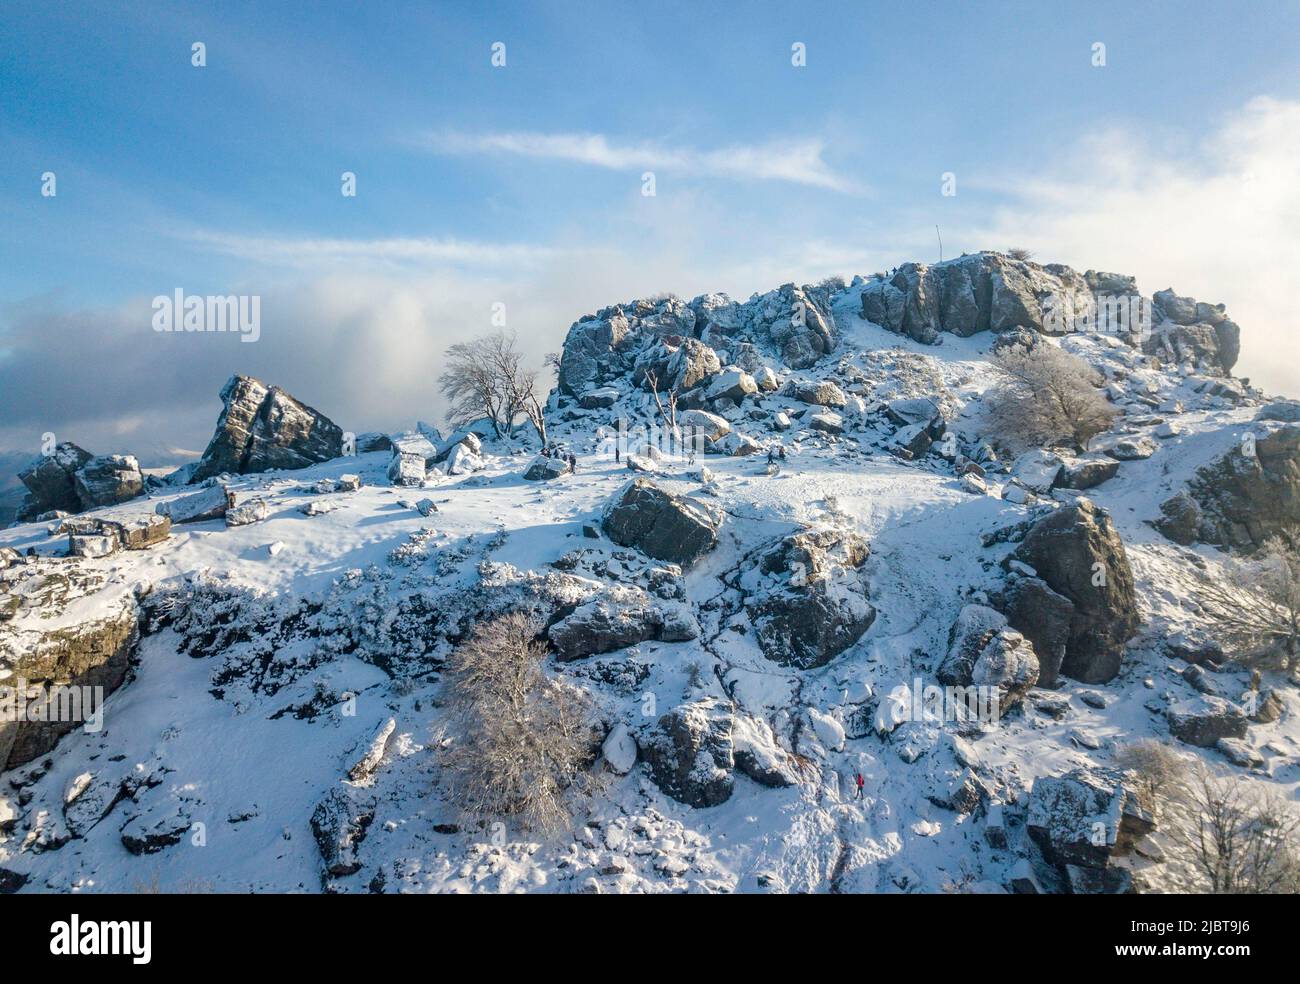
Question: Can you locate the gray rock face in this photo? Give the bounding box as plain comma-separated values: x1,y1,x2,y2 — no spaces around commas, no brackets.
1058,453,1120,490
548,594,699,660
523,455,570,481
860,252,1085,343
155,484,233,524
937,605,1038,711
1167,696,1248,747
748,528,874,669
191,375,344,483
1011,500,1139,683
310,785,376,878
1179,425,1300,551
601,479,721,568
1000,576,1073,688
1,597,139,770
17,443,93,519
1153,490,1202,545
1146,288,1239,374
73,455,145,510
1027,769,1154,879
641,699,735,808
789,380,847,408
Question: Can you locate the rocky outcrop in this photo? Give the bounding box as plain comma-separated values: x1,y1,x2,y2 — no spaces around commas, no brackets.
641,699,735,808
190,375,344,483
860,252,1095,343
1165,425,1300,551
999,576,1073,688
1027,769,1153,893
155,484,233,524
746,528,874,669
0,592,139,770
602,479,722,568
74,455,145,509
936,605,1039,710
548,591,699,660
1145,288,1240,375
1010,500,1138,684
1166,696,1248,747
16,443,93,519
310,785,376,878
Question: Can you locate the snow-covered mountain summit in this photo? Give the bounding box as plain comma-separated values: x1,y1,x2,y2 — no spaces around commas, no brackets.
3,251,1299,894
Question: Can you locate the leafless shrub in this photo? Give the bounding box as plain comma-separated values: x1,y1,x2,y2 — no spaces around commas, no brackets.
983,343,1117,452
438,330,551,445
1007,247,1033,261
1115,739,1190,819
1117,744,1300,893
440,612,600,833
1196,536,1300,673
1170,764,1300,894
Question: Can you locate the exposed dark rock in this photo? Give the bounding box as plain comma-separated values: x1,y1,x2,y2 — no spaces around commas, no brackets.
1179,425,1300,551
16,443,93,519
641,699,735,808
73,455,145,509
748,528,874,669
601,479,721,568
1058,454,1120,491
1027,769,1154,873
1011,500,1139,683
1153,490,1202,545
1167,696,1248,747
1000,576,1073,687
311,785,376,877
548,594,699,660
191,375,344,483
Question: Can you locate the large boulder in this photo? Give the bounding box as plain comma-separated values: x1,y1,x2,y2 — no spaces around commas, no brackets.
937,605,1038,711
1178,425,1300,551
523,455,570,481
1010,500,1139,683
310,785,376,878
155,484,233,524
601,479,722,568
16,443,93,519
190,375,344,483
746,528,874,669
73,455,145,509
789,379,847,408
860,252,1089,343
1027,769,1153,883
1146,288,1239,374
548,593,699,660
641,699,735,808
999,576,1073,688
1166,696,1248,748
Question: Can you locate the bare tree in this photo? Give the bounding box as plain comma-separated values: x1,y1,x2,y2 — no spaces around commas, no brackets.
983,342,1117,452
1007,247,1034,262
1174,764,1300,894
438,336,511,439
440,612,600,833
642,368,679,439
1196,536,1300,673
1115,739,1189,820
438,331,553,445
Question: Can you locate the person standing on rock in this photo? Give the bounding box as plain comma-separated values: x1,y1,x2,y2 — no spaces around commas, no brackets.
854,772,865,799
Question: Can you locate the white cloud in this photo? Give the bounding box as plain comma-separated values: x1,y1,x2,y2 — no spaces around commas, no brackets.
421,129,861,193
186,230,558,270
966,95,1300,398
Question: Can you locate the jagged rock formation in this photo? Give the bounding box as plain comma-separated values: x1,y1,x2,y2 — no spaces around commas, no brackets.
16,444,145,520
744,528,875,669
190,375,344,483
1027,769,1154,893
1145,288,1240,375
1009,500,1138,683
601,479,722,568
1158,425,1300,551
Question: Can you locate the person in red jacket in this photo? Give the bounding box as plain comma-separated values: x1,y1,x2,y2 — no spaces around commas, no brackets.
854,772,865,799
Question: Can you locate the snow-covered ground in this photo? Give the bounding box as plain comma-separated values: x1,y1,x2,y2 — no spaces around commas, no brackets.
3,266,1298,894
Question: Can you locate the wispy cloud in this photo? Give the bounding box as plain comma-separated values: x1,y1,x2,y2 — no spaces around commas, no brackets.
420,130,861,193
186,230,557,270
964,95,1300,399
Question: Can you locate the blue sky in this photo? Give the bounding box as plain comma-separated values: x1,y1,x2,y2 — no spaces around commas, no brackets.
2,0,1299,464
